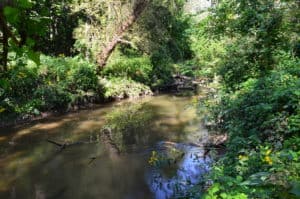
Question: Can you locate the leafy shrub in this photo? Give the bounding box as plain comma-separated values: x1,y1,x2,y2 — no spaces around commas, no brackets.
34,85,72,111
66,63,98,92
203,53,300,198
150,53,174,88
0,55,102,120
190,18,226,79
220,54,299,141
103,56,153,85
175,62,194,77
100,77,152,100
6,67,40,99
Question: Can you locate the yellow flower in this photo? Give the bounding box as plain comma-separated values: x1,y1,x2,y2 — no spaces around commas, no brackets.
264,156,273,165
148,151,159,165
0,107,6,113
17,72,26,78
238,155,248,161
265,149,272,156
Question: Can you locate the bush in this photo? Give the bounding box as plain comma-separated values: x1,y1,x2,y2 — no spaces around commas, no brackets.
6,67,40,99
150,53,174,88
66,63,98,92
203,53,300,198
103,56,153,86
0,55,102,120
100,77,152,100
190,18,226,79
34,85,72,111
220,54,299,142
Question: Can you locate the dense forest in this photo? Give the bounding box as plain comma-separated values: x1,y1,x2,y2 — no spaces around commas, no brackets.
0,0,299,198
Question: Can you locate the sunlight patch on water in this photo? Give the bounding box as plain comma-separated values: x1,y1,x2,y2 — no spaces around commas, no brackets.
0,136,7,142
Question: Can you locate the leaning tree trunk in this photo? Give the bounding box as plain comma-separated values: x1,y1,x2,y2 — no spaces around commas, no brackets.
96,0,148,68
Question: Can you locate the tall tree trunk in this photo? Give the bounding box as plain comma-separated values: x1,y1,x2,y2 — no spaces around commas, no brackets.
0,9,8,71
96,0,148,68
0,2,20,71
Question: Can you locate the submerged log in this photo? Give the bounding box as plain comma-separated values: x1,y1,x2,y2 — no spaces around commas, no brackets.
100,128,121,160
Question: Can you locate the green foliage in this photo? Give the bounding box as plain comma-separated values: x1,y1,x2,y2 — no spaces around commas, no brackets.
38,55,99,92
192,0,300,198
150,53,175,88
103,56,153,85
134,2,192,65
0,55,102,120
100,77,152,100
34,85,72,110
66,62,98,92
202,45,300,199
216,55,299,140
189,18,227,78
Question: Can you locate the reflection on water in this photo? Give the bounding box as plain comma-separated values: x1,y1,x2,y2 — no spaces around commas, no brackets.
0,95,210,199
147,142,211,199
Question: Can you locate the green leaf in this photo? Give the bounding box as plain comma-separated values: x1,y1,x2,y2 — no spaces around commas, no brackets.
17,0,33,9
33,108,40,115
0,78,10,90
3,7,19,23
241,172,270,186
290,181,300,196
27,50,40,65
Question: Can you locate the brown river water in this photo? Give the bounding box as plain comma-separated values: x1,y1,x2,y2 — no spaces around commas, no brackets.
0,94,210,199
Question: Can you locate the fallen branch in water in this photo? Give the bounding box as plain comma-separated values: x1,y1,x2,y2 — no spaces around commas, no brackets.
88,157,97,165
47,139,67,151
46,139,98,151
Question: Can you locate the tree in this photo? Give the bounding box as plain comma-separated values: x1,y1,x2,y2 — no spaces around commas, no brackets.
96,0,149,68
0,0,18,71
0,0,49,70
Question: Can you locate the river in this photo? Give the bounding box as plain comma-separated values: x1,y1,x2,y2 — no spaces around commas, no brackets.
0,94,211,199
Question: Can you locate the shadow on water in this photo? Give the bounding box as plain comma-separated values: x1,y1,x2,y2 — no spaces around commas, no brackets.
0,94,210,199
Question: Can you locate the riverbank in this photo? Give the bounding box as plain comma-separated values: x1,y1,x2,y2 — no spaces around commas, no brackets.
0,89,153,128
1,74,202,129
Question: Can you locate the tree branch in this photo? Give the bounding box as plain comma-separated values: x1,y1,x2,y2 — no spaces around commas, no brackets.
96,0,149,68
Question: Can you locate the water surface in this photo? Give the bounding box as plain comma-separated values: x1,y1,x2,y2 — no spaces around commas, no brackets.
0,95,209,199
